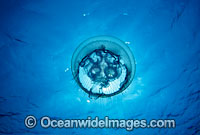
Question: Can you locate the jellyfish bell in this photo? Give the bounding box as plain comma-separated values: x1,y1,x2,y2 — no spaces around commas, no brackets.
71,35,136,98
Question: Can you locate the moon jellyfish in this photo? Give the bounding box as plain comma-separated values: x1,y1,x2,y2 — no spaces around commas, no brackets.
71,36,136,98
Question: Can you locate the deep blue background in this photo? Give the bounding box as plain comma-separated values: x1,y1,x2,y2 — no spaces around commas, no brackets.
0,0,200,134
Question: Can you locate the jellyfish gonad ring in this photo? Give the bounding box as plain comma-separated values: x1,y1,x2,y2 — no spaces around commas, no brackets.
71,35,136,98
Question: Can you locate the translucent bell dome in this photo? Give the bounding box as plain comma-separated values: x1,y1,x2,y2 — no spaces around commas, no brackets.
71,36,136,98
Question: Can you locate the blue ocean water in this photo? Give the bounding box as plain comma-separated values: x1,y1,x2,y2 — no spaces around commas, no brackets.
0,0,200,134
